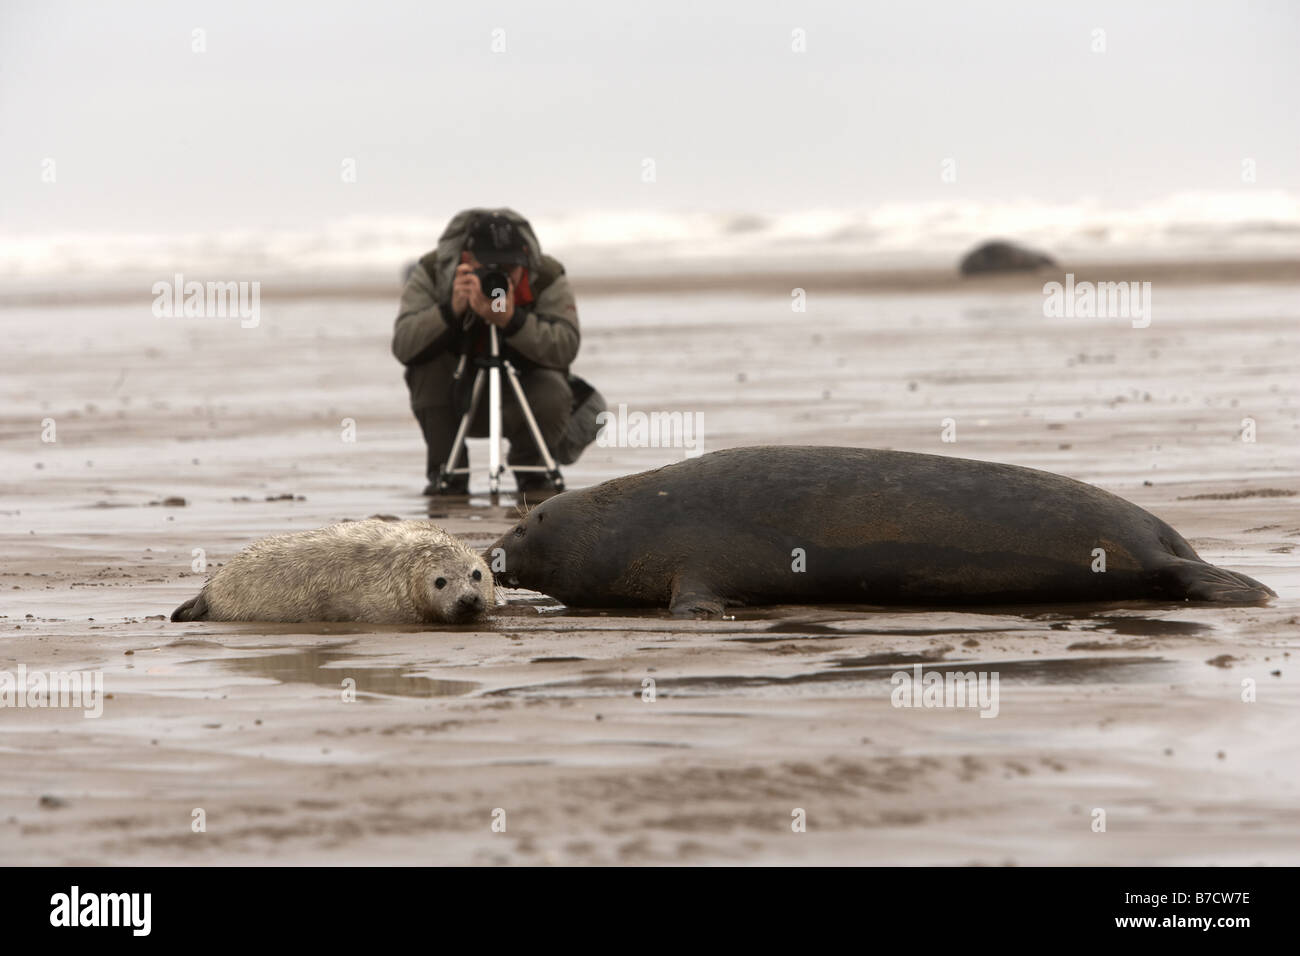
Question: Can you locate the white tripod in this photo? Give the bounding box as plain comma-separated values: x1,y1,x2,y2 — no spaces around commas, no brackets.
436,324,565,497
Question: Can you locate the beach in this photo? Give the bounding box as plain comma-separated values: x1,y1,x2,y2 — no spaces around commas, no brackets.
1,266,1297,865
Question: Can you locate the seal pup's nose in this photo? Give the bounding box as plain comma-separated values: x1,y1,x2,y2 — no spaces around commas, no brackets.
457,593,484,614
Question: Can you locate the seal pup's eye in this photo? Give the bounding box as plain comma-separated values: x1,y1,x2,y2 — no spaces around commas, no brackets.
537,513,544,523
471,569,482,581
434,577,447,589
513,526,524,538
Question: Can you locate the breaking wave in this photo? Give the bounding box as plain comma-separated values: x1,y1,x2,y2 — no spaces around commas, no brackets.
1,191,1296,288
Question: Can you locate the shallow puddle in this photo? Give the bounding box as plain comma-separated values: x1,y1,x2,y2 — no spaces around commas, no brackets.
486,655,1179,699
208,646,479,699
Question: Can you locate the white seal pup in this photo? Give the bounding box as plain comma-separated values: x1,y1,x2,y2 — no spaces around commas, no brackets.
171,518,493,625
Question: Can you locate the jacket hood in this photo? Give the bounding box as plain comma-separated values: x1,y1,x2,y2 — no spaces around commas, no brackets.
429,207,545,293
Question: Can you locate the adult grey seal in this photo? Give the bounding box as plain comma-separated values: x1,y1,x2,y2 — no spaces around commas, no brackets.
171,518,493,625
959,240,1058,276
486,446,1273,615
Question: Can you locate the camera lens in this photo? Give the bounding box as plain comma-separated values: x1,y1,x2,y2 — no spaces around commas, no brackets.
475,267,510,299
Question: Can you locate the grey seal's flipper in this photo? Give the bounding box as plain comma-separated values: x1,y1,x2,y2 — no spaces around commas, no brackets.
171,593,209,622
669,574,725,618
1164,559,1275,604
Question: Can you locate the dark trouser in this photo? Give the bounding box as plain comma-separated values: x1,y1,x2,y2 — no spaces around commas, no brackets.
414,368,573,484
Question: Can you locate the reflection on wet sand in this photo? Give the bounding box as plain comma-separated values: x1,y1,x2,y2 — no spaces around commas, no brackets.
486,654,1178,699
205,645,479,699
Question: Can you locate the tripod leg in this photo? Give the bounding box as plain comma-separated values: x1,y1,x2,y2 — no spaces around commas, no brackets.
437,367,485,493
503,361,565,492
488,363,502,496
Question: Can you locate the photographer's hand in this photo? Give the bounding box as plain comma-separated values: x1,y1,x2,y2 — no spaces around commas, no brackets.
451,263,477,318
471,279,516,327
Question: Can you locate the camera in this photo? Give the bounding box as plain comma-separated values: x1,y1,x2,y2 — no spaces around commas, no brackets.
473,266,511,300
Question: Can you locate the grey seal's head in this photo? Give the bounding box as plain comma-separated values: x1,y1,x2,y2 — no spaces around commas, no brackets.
486,489,610,603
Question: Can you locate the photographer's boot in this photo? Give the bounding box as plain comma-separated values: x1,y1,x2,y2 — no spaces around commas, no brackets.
416,406,469,496
514,473,559,501
424,476,469,497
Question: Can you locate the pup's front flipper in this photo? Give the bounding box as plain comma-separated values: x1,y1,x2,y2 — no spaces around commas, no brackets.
669,573,725,618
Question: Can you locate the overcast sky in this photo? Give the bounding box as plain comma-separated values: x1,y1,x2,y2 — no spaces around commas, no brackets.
2,0,1297,237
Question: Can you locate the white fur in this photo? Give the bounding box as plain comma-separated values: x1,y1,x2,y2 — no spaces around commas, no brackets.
184,519,493,624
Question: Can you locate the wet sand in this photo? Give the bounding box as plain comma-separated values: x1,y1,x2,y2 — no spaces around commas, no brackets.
1,268,1297,865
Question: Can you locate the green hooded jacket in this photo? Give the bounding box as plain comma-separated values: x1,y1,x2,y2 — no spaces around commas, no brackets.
391,207,581,409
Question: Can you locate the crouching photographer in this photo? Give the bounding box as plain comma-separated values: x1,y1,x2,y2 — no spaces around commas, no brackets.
392,208,605,496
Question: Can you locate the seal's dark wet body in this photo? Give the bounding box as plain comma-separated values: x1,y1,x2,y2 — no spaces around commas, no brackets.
488,446,1274,615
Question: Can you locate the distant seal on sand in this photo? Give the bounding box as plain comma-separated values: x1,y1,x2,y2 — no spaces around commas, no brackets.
171,518,493,625
959,240,1057,276
486,446,1273,615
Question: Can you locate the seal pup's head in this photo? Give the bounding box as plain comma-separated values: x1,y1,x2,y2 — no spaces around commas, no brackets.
421,540,495,624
